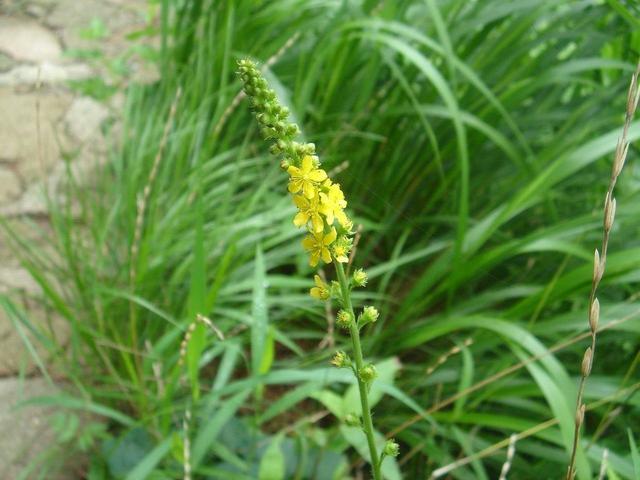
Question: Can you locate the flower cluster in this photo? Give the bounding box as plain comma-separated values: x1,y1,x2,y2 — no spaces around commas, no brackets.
238,59,353,267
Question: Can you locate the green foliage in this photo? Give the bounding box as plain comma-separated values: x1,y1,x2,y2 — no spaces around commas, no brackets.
1,0,639,478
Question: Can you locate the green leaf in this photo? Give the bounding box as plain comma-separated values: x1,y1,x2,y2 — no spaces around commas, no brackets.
192,389,251,468
252,245,269,377
258,435,285,480
343,357,401,416
629,429,640,480
124,438,172,480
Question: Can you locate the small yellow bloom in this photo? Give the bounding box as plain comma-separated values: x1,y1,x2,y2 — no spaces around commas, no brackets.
287,155,327,199
301,227,337,266
331,235,352,263
293,195,324,233
310,274,330,300
319,182,350,227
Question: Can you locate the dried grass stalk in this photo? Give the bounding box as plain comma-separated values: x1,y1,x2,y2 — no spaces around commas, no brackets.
565,60,640,479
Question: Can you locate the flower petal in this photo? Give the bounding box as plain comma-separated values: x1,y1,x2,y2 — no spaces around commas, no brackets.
293,211,308,227
309,252,320,267
324,227,337,245
321,248,332,263
288,181,301,193
310,287,322,299
309,169,327,182
302,235,315,250
301,155,314,173
293,195,307,209
287,165,301,177
303,182,316,199
311,214,324,233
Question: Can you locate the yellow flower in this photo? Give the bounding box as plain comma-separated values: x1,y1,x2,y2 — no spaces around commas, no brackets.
293,195,324,233
331,235,352,263
319,182,350,227
301,227,337,266
287,155,327,199
310,274,330,300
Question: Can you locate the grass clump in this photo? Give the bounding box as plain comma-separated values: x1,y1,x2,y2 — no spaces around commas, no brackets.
1,1,639,478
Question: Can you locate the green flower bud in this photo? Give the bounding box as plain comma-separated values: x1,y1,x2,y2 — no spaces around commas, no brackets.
345,413,361,427
352,268,368,287
358,305,379,328
330,350,350,368
383,439,400,457
330,281,341,299
336,310,354,330
358,364,377,383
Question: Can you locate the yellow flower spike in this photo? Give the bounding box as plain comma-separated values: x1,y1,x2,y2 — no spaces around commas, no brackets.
310,274,330,300
301,227,337,266
287,155,327,199
293,195,324,233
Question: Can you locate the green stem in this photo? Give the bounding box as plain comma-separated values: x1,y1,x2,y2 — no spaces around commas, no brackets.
334,261,382,480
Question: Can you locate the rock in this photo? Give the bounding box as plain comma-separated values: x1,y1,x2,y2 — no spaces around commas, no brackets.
0,267,40,294
0,167,21,202
64,96,109,142
0,16,62,63
0,52,14,72
0,377,84,479
47,0,140,52
0,87,72,183
0,62,93,86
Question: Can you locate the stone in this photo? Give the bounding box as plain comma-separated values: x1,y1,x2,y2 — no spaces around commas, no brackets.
0,377,84,479
0,16,62,63
0,62,93,86
0,52,14,72
0,87,72,183
64,96,109,142
47,0,139,52
0,167,22,202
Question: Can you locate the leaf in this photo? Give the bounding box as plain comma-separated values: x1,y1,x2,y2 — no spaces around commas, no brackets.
251,245,268,377
339,426,401,480
187,199,207,399
629,429,640,480
343,357,401,416
192,389,251,468
124,438,172,480
258,435,285,480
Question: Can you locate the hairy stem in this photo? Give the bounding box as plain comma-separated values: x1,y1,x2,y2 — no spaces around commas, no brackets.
335,261,381,479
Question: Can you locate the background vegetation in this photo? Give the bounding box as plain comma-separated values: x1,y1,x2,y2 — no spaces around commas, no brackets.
2,0,640,478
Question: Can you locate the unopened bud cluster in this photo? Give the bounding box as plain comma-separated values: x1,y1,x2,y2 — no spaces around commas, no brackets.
238,59,314,164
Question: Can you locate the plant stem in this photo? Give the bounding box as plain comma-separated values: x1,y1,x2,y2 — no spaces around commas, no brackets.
334,261,382,480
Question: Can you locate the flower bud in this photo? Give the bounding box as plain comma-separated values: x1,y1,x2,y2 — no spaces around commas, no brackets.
581,347,593,377
593,249,602,285
358,364,377,383
310,275,330,300
604,194,616,232
336,310,354,330
269,143,281,155
331,351,350,368
589,298,599,333
383,439,400,457
358,306,379,328
344,413,361,427
279,159,290,170
286,124,299,136
352,268,368,287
